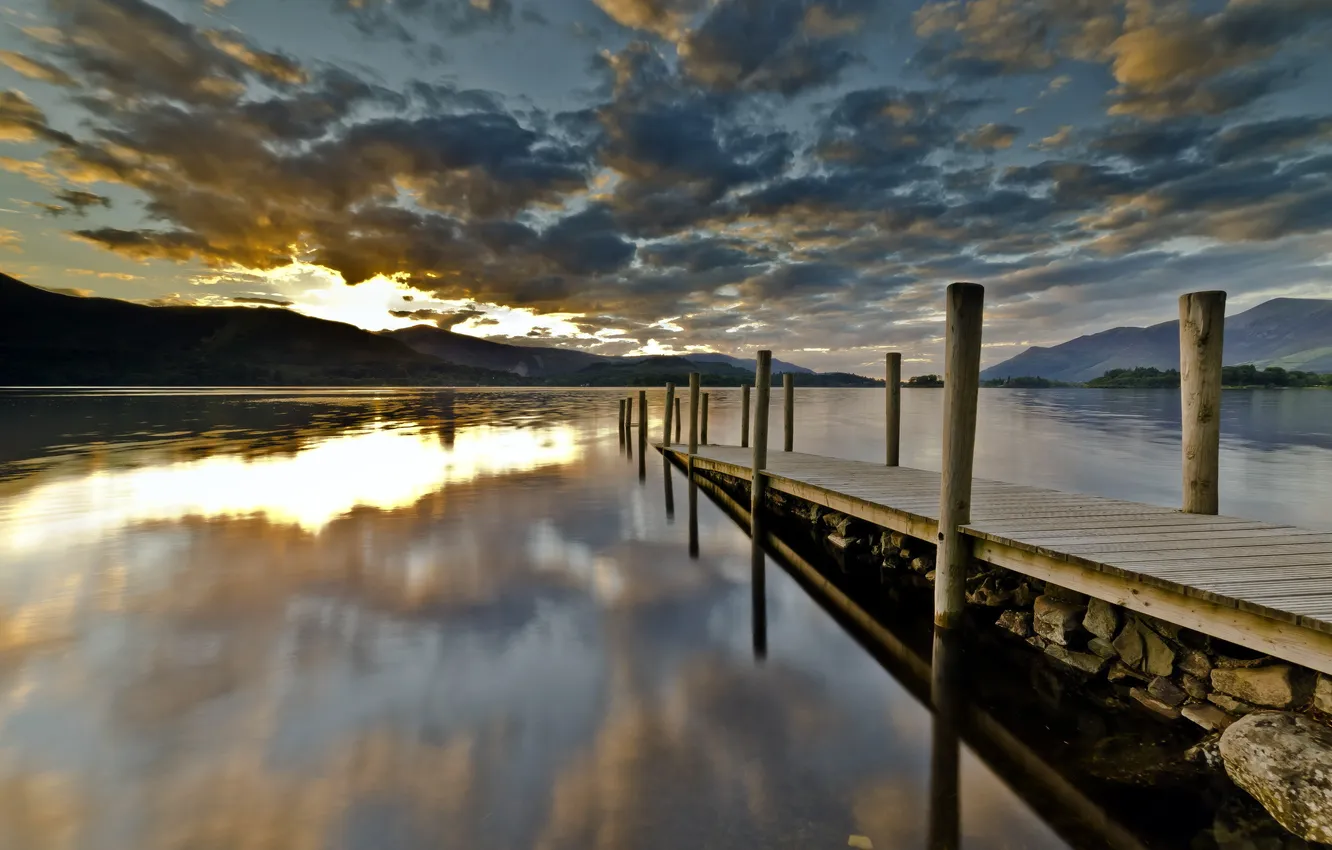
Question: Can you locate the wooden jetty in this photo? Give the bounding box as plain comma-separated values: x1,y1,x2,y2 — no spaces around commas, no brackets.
656,285,1332,677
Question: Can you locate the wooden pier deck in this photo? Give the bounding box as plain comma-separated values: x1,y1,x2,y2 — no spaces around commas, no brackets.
659,442,1332,675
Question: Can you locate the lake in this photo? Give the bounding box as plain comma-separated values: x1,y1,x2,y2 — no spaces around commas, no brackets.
1,386,1330,850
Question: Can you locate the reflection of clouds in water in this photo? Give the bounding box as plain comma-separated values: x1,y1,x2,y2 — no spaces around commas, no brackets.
0,423,579,553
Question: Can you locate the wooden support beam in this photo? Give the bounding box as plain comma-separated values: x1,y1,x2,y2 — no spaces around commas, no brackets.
936,282,985,629
618,398,625,440
783,372,795,453
638,390,647,480
663,382,675,446
674,397,681,443
1180,291,1226,515
741,384,751,449
887,352,901,467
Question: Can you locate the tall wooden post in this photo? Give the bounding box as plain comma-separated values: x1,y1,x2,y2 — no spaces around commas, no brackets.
751,352,773,542
1180,291,1226,515
935,283,984,630
782,373,794,452
674,397,681,442
741,384,751,448
618,398,626,443
887,352,902,467
663,382,675,446
624,396,632,427
701,392,710,445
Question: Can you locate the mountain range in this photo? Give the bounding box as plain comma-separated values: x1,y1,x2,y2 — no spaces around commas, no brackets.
384,325,813,378
981,298,1332,383
0,273,847,386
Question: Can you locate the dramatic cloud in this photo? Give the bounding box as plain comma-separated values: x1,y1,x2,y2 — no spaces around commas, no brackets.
0,0,1328,372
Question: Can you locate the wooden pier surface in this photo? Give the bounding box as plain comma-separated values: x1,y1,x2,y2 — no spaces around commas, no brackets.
659,442,1332,674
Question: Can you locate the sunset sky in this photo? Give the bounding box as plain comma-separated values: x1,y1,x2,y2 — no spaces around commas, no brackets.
0,0,1330,373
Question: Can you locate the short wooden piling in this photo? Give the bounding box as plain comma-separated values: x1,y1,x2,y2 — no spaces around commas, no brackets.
741,384,751,449
701,392,710,445
935,282,985,630
1180,291,1226,515
751,352,773,543
887,352,901,467
782,373,794,452
663,382,675,446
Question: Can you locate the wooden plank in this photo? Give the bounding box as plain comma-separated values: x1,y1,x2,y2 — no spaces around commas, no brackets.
1097,544,1332,563
1032,531,1332,552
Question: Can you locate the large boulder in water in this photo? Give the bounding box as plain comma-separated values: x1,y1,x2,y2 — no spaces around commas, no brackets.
1218,711,1332,842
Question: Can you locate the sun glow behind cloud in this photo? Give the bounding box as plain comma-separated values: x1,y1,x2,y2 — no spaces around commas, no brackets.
0,423,580,555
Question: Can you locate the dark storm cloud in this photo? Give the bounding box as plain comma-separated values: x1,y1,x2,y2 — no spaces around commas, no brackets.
38,188,112,216
314,0,517,41
47,0,306,104
5,0,1332,372
389,306,487,328
232,296,296,306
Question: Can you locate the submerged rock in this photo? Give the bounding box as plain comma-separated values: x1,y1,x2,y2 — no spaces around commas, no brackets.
1219,712,1332,843
1212,665,1313,710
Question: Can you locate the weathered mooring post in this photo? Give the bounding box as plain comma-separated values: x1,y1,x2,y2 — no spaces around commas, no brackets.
936,282,984,629
751,352,773,545
782,373,794,452
741,384,751,448
618,398,626,444
1180,291,1226,515
887,352,902,467
663,382,675,445
701,392,710,445
674,397,681,443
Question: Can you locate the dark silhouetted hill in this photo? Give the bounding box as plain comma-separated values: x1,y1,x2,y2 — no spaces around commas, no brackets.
0,273,512,385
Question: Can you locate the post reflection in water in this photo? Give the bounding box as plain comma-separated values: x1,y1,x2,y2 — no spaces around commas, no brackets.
929,627,964,850
638,423,647,482
751,543,767,661
687,474,699,559
663,456,675,520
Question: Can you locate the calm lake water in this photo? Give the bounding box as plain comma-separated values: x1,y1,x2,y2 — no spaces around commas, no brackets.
1,386,1330,850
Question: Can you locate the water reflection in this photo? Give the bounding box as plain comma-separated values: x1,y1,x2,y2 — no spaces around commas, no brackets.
0,388,1323,849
